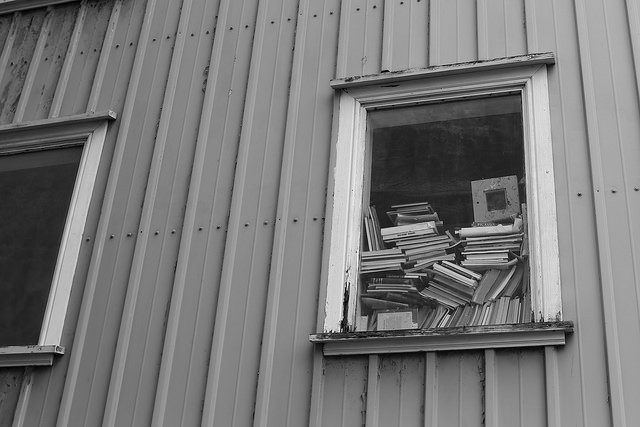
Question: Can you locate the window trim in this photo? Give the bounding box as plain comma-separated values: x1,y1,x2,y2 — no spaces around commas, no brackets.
321,53,561,336
0,111,115,366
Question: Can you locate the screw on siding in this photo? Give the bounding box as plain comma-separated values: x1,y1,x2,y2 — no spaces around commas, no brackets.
86,237,91,242
611,189,617,194
293,218,299,223
154,230,160,235
127,233,133,237
635,188,639,192
109,235,114,239
577,193,582,197
263,221,269,225
171,229,176,234
199,227,204,231
244,223,249,227
216,225,221,229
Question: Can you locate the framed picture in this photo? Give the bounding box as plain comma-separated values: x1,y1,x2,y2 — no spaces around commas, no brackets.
471,175,520,223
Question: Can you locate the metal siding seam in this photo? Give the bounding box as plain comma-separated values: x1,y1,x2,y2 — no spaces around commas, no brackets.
424,352,437,427
152,0,252,424
365,354,380,427
381,0,393,72
49,0,87,118
573,0,625,425
253,0,338,425
86,0,122,113
12,6,51,122
624,0,640,104
201,0,295,424
308,348,326,427
477,0,489,60
335,0,351,77
483,349,498,427
54,0,170,424
101,0,197,424
544,347,562,427
524,0,538,53
0,14,18,108
428,0,439,65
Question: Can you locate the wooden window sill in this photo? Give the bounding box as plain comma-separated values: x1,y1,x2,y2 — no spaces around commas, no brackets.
310,321,573,356
0,345,65,367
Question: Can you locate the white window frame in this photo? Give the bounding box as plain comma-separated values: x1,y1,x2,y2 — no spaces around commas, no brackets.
321,53,561,336
0,111,115,366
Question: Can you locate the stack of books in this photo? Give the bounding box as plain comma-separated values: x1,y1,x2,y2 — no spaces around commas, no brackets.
359,203,531,331
459,232,524,269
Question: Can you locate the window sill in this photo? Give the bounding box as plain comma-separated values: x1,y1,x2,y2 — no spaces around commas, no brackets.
310,321,573,356
0,345,65,367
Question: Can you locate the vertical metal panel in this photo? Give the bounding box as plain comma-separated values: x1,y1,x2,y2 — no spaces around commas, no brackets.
0,369,21,426
374,354,425,427
382,0,428,71
252,0,340,426
53,0,113,116
573,0,640,424
318,356,368,427
524,1,611,427
55,0,172,424
429,351,483,427
488,349,547,426
201,0,298,424
336,0,383,77
0,9,46,122
99,0,215,425
477,0,527,60
428,0,477,65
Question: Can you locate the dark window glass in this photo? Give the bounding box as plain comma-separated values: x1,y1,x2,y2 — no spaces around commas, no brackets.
360,94,530,331
0,146,83,345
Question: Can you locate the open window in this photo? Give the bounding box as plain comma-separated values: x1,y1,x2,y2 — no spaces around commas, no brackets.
0,111,115,366
313,54,572,354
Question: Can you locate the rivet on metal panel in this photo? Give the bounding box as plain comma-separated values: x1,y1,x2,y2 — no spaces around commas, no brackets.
153,38,157,42
171,229,176,234
293,218,299,223
373,5,377,8
313,14,317,17
216,225,221,230
271,21,275,24
44,57,48,61
634,187,639,192
129,42,133,46
577,193,582,197
229,27,233,30
109,235,114,239
191,33,194,37
166,35,170,39
199,227,204,231
263,221,269,225
115,44,119,48
85,237,91,242
611,189,617,194
154,230,160,235
356,8,360,11
244,223,249,227
330,11,334,15
313,217,318,221
245,25,249,28
127,233,132,237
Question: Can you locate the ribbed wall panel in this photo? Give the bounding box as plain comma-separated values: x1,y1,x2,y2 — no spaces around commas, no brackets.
100,0,216,425
201,0,299,424
253,0,339,426
0,0,638,425
336,0,383,77
428,0,477,65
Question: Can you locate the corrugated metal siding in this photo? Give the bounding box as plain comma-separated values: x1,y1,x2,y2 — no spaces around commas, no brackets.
0,0,637,425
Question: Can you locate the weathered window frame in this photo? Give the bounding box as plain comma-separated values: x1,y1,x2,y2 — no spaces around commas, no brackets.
0,111,115,366
312,53,572,354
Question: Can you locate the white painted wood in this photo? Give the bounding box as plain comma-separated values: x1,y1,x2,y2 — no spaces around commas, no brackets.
0,113,115,348
330,52,555,88
323,54,564,333
523,66,562,321
324,93,367,332
39,121,109,346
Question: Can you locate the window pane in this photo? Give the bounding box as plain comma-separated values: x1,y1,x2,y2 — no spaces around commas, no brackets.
359,94,530,331
0,146,83,345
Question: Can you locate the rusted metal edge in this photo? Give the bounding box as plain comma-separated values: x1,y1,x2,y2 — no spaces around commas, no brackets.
0,345,65,367
310,321,573,356
0,0,79,14
330,52,556,90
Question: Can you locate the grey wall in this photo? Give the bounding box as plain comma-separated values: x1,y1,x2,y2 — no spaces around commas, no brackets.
0,0,638,425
